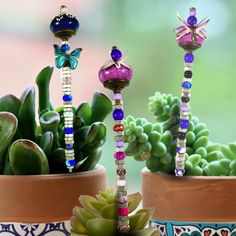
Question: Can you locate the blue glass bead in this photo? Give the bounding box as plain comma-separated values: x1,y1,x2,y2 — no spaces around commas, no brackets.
66,144,74,150
66,159,76,167
182,81,192,89
113,109,124,121
111,49,122,61
184,53,194,63
63,95,73,102
50,14,79,35
175,168,185,176
187,15,197,26
60,44,70,52
180,119,189,129
64,127,74,134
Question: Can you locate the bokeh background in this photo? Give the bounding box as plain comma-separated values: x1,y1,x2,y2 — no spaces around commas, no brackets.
1,0,236,192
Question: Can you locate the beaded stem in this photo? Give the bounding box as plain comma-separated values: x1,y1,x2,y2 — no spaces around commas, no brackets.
113,91,130,233
175,8,209,176
50,6,81,172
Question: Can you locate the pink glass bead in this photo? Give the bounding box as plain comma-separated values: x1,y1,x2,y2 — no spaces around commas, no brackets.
116,140,125,148
114,152,126,160
114,93,122,100
119,225,130,233
118,208,129,216
117,196,128,204
98,65,133,84
117,180,126,187
177,32,205,45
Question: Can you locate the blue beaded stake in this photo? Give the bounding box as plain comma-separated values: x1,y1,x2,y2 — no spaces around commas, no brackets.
50,5,82,172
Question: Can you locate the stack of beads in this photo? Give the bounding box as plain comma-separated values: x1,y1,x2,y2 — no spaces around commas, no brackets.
175,7,209,176
99,46,133,233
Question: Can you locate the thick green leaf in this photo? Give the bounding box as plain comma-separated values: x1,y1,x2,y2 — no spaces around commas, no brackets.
0,94,21,117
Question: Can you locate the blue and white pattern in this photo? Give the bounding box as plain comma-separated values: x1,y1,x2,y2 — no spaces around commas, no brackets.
152,220,236,236
0,221,70,236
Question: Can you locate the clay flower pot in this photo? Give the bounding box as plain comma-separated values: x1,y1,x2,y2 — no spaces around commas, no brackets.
0,165,106,235
142,168,236,236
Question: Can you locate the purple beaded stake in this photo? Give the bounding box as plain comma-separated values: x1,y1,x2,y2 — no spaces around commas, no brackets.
99,46,133,233
175,7,209,176
50,6,82,172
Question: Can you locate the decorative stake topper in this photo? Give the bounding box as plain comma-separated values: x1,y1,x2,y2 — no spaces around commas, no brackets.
50,6,82,172
175,8,209,176
99,46,133,233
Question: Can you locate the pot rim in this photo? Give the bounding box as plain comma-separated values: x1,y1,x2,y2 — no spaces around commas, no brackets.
141,167,236,180
0,164,105,180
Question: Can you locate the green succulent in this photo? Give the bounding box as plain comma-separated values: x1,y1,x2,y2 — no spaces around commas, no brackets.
71,189,158,236
124,92,236,176
0,66,112,175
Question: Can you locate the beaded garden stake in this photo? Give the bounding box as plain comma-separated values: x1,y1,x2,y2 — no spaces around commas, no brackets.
175,7,209,176
99,46,133,233
50,6,81,172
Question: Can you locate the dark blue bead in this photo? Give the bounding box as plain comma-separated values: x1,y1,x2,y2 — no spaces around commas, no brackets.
63,95,73,102
180,120,189,129
66,159,76,167
66,144,74,150
50,14,79,34
60,44,70,52
184,53,194,63
187,15,197,26
64,127,74,134
111,49,122,61
113,109,124,121
182,81,192,89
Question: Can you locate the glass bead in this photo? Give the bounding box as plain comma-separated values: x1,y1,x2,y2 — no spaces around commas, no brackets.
65,159,76,167
113,124,124,132
175,168,185,176
181,96,190,103
64,127,74,134
114,93,122,100
117,180,126,187
116,140,125,148
118,208,129,217
60,44,70,52
184,70,192,78
113,109,124,121
180,119,189,129
181,106,189,112
111,48,122,61
114,152,126,160
187,15,197,26
117,196,128,204
117,168,126,176
63,95,73,101
178,132,186,140
182,81,192,89
177,147,186,154
184,53,194,63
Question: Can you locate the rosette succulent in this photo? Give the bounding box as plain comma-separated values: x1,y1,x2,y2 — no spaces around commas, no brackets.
124,91,236,176
0,66,112,175
71,189,158,236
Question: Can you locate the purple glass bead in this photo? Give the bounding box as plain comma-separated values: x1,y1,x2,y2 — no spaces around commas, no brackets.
184,53,194,63
182,81,192,89
66,144,74,150
180,119,189,129
111,48,122,61
177,147,186,154
113,109,124,121
116,140,125,148
187,15,197,26
177,32,204,46
98,65,133,84
114,93,122,100
175,168,185,176
181,106,189,112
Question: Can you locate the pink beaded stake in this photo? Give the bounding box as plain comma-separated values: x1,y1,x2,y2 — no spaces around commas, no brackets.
98,46,133,233
174,7,209,176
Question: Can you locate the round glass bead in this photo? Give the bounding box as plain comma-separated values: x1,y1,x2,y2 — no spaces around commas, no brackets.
117,196,128,204
118,208,129,217
181,106,189,112
113,109,124,121
116,140,125,148
181,96,190,103
63,95,73,101
111,48,122,61
182,81,192,89
178,132,186,140
114,152,126,160
187,15,197,26
65,159,76,167
177,147,186,154
184,70,192,78
184,53,194,63
64,127,74,134
66,144,74,150
113,124,124,132
60,44,70,52
116,168,126,176
175,168,185,176
180,119,189,129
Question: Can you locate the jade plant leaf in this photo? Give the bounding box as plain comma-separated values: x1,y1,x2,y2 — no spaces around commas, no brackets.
0,112,18,172
75,102,92,126
18,86,36,141
9,139,49,175
0,94,21,117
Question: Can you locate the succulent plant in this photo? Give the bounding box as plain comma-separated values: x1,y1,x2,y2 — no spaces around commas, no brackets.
0,66,112,175
71,189,158,236
124,91,236,176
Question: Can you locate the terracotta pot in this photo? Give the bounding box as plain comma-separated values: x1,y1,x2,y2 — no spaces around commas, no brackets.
142,167,236,236
0,165,106,235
